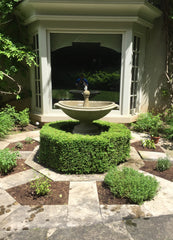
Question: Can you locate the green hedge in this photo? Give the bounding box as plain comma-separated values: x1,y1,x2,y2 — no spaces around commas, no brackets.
39,120,131,174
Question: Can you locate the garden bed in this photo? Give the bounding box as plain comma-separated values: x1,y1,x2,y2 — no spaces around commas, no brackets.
0,159,30,178
7,181,69,205
131,141,164,152
6,139,39,151
140,160,173,181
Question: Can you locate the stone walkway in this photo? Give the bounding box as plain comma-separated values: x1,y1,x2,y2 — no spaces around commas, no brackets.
0,130,173,240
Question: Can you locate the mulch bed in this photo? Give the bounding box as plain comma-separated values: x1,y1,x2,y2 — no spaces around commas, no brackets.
131,140,164,152
11,123,40,133
96,181,131,205
0,159,31,178
140,160,173,181
7,181,69,205
6,139,39,151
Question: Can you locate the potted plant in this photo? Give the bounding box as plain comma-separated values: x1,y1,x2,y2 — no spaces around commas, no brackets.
150,126,160,144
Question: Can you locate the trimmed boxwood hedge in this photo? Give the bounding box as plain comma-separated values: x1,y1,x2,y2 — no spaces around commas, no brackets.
39,120,131,174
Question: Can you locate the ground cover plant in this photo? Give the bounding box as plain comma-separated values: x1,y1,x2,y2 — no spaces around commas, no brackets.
0,148,19,174
39,120,131,174
141,139,156,149
156,157,171,172
15,142,23,149
104,166,159,205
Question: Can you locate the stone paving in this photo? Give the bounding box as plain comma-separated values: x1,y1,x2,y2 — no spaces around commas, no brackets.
0,130,173,239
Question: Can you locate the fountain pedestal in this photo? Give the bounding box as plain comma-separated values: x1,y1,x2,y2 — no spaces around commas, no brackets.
73,121,100,135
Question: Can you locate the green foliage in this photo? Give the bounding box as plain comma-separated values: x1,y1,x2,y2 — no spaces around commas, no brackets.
161,107,173,140
0,0,36,96
0,148,19,174
132,113,163,133
84,71,120,90
104,167,159,205
163,107,173,125
142,139,156,149
17,108,30,129
0,105,16,137
39,120,131,174
25,137,33,144
156,157,171,172
163,124,173,140
0,105,30,137
15,142,23,149
30,176,51,196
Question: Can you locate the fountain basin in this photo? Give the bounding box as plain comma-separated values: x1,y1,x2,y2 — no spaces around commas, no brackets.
54,100,118,123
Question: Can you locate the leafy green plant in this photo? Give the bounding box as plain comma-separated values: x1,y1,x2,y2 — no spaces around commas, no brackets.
141,139,156,149
0,105,16,138
104,167,159,205
84,70,120,91
17,108,30,129
30,176,51,196
39,120,131,174
15,142,23,149
25,137,33,144
132,113,163,133
0,148,19,174
156,157,171,172
0,105,30,137
163,124,173,140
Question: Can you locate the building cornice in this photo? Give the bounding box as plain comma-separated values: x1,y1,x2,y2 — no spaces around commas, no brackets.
16,0,162,29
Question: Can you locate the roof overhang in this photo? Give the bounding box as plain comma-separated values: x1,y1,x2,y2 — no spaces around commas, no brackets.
16,0,162,29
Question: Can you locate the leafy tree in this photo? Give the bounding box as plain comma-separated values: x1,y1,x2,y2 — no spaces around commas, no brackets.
0,0,36,97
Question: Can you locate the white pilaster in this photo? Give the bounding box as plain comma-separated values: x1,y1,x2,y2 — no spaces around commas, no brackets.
38,26,52,114
120,30,133,115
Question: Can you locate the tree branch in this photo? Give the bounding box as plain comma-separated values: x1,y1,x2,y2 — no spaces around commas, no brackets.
0,71,21,95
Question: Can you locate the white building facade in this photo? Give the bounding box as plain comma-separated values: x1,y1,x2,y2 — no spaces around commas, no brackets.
16,0,162,123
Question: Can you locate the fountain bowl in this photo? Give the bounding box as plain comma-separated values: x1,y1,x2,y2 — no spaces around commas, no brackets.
54,100,118,123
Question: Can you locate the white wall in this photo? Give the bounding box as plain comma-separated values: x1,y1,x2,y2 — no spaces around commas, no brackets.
141,17,167,112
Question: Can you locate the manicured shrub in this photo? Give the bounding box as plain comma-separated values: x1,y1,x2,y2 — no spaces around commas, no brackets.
156,157,171,172
39,120,131,174
104,167,159,205
0,148,19,174
30,176,51,196
131,113,163,133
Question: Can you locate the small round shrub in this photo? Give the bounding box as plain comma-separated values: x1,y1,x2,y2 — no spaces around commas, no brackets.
15,142,23,149
0,148,19,174
104,167,159,205
30,176,51,196
156,157,171,172
39,120,131,174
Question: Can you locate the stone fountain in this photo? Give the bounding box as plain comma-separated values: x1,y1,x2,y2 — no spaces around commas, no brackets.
54,87,118,134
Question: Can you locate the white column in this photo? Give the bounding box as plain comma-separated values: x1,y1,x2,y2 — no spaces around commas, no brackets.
120,30,133,115
38,26,52,114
